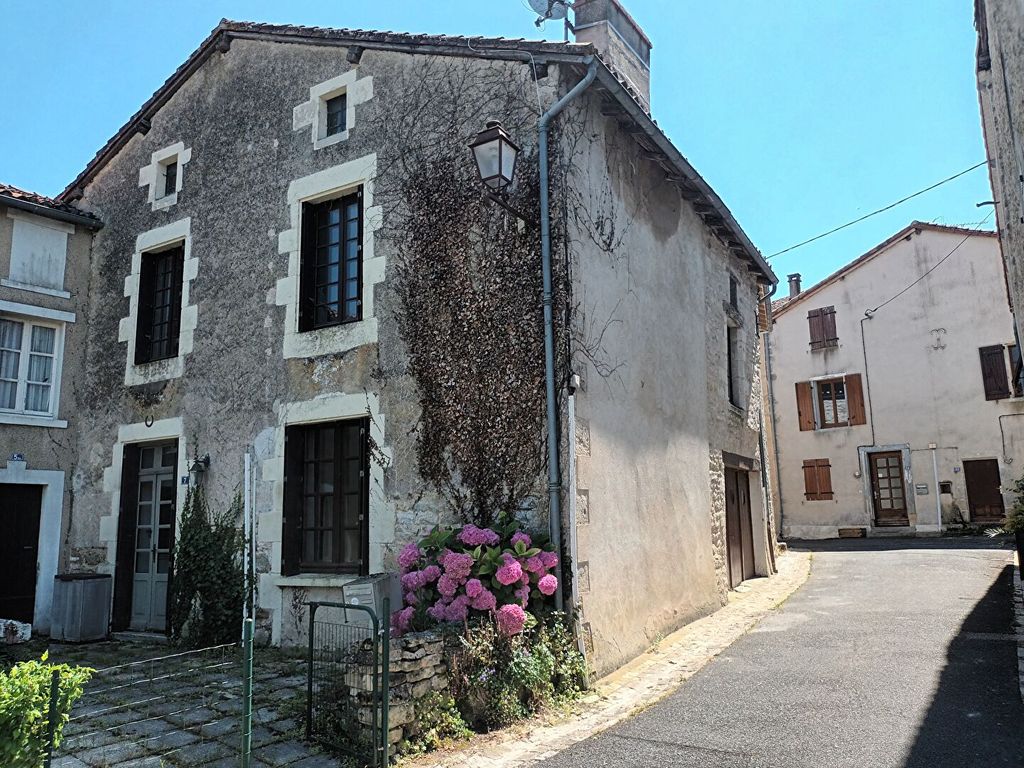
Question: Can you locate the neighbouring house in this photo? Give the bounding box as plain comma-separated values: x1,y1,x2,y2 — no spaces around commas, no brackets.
0,183,101,632
54,1,778,675
976,0,1024,348
765,222,1024,540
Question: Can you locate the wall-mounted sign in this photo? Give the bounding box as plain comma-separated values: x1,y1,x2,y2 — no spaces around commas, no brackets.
181,476,190,486
915,484,929,495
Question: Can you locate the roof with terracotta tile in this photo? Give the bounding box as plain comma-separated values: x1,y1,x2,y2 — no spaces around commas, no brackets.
1,182,101,227
771,221,998,317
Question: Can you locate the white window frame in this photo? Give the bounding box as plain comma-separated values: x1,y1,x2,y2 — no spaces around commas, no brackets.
293,69,374,151
0,310,67,426
139,142,191,212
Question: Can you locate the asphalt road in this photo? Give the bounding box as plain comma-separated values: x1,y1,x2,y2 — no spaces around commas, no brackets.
539,537,1023,768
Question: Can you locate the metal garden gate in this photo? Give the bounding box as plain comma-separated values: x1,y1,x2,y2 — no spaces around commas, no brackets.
306,600,390,768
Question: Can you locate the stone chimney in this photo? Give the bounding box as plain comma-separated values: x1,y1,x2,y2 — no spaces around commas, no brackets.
574,0,652,109
788,273,802,298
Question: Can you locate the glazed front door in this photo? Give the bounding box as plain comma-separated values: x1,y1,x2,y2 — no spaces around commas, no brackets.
870,451,909,527
130,444,177,632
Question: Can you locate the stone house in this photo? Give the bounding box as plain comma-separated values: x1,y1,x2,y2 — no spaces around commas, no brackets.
975,0,1024,348
54,2,778,675
765,222,1024,539
0,183,101,632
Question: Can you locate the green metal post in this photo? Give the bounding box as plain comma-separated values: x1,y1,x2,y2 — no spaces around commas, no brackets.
241,618,254,768
380,596,390,768
43,668,59,768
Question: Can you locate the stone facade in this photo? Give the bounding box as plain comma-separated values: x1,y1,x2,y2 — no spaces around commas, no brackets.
52,18,777,675
976,0,1024,346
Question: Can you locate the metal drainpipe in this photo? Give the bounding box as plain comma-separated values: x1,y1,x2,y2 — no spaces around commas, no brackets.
761,283,783,536
540,56,597,613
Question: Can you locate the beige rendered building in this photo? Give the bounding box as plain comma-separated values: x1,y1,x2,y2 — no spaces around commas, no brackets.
766,222,1024,539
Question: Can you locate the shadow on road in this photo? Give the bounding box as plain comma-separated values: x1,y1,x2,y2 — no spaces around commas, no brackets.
900,563,1023,767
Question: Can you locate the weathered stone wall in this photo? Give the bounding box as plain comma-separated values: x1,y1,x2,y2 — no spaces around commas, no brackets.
977,0,1024,345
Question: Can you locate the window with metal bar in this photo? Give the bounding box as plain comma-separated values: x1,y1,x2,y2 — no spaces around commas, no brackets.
135,246,184,364
282,419,368,574
299,190,362,331
162,161,177,198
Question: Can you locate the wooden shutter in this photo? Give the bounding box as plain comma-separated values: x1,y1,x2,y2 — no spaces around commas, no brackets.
796,381,815,431
979,345,1011,400
846,373,867,425
282,425,304,576
821,306,837,343
807,309,825,348
112,444,140,631
802,459,833,500
168,248,184,358
298,202,317,333
134,257,156,364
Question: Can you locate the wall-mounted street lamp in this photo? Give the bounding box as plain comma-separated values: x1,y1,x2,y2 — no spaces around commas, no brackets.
469,120,520,192
189,453,211,474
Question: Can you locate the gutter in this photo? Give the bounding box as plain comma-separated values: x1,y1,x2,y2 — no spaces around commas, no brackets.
761,282,783,541
540,56,598,614
1,195,102,230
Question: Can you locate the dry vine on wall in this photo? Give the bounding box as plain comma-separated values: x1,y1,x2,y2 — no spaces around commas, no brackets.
366,57,570,527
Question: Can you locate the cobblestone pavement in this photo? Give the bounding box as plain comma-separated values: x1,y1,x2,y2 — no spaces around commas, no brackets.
404,550,812,768
47,640,346,768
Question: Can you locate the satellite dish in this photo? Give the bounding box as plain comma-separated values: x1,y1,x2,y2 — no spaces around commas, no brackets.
528,0,570,22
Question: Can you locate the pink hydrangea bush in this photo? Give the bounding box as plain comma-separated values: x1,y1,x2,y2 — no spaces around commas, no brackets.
390,521,559,637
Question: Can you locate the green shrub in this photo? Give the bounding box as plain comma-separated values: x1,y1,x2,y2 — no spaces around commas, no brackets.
169,486,245,647
401,691,472,755
0,653,92,768
448,613,587,731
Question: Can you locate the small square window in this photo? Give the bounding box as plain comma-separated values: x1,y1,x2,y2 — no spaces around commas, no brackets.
326,94,347,136
162,161,177,198
939,481,953,495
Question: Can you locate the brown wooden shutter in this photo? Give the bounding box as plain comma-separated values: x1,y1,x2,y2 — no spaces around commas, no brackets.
802,460,820,499
979,345,1011,400
796,381,815,431
845,373,867,425
821,306,837,343
112,444,140,631
815,460,834,499
282,425,304,576
807,309,824,348
298,202,317,333
803,459,833,500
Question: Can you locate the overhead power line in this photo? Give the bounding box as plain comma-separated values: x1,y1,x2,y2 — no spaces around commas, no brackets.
767,160,990,260
866,209,995,316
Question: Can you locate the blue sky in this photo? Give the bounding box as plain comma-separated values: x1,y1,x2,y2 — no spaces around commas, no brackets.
0,1,991,284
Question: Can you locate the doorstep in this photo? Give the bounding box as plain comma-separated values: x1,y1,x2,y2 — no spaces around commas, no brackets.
110,631,169,645
404,550,812,768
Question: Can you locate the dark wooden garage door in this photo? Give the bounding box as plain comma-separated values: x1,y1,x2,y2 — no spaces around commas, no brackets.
0,484,43,623
725,468,755,588
963,459,1005,523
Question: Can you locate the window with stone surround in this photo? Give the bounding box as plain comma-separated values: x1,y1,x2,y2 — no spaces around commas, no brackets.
135,246,184,364
299,189,363,331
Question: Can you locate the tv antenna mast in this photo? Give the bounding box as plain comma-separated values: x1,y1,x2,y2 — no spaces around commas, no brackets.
527,0,573,41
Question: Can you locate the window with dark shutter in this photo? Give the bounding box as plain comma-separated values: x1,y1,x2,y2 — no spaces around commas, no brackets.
808,306,838,349
326,94,347,136
299,190,363,332
727,325,741,407
282,418,369,575
135,246,184,364
979,345,1011,400
802,459,833,500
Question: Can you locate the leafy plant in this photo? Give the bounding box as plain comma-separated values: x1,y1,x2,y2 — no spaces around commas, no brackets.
400,691,472,755
0,653,92,768
169,485,245,647
447,613,587,731
1005,474,1024,533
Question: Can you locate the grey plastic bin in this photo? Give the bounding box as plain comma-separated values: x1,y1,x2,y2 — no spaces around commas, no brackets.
51,573,112,642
